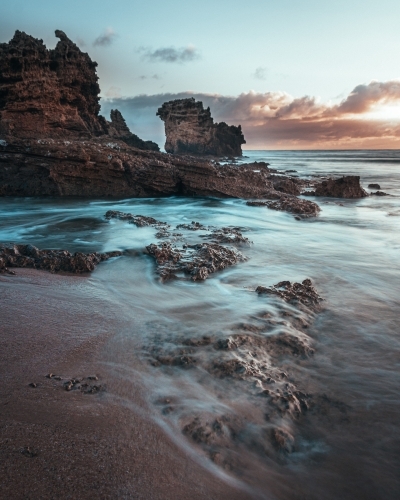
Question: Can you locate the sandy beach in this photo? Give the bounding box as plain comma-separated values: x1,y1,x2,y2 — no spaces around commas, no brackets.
0,269,247,500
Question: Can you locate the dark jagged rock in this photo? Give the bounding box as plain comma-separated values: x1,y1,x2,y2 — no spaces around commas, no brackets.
370,190,389,196
0,30,156,149
368,183,381,189
109,109,159,151
312,176,367,198
0,243,121,274
176,221,207,231
157,98,246,156
247,194,320,218
206,227,251,246
256,279,323,312
146,242,246,281
105,210,169,228
0,30,106,138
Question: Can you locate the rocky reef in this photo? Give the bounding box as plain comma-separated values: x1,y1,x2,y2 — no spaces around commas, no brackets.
0,243,121,274
157,98,246,156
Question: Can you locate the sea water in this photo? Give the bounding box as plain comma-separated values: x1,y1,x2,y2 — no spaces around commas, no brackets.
1,150,399,499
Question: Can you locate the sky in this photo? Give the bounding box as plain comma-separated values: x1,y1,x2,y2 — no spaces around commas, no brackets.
1,0,400,149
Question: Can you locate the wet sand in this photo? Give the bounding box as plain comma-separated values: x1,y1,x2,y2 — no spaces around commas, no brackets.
0,270,249,500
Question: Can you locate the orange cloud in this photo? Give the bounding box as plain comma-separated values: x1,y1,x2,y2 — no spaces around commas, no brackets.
101,79,400,149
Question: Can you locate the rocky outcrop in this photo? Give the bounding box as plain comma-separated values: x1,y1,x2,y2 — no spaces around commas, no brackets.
255,279,323,312
0,137,278,197
311,176,367,198
156,98,246,156
0,30,107,138
146,242,246,281
0,30,157,149
247,194,321,218
109,109,159,151
0,243,121,274
0,29,323,219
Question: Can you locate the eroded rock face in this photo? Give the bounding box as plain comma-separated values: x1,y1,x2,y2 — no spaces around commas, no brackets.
0,243,121,274
0,137,279,198
312,176,368,198
157,98,246,156
0,30,107,138
0,30,156,150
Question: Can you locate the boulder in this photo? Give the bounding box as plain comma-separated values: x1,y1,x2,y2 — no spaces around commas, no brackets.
313,176,367,198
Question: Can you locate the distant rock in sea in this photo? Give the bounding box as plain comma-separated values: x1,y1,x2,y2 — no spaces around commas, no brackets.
157,98,246,156
306,176,367,198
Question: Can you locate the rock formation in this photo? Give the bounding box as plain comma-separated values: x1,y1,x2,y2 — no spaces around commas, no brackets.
0,30,156,150
0,29,322,219
156,98,246,156
0,137,276,197
0,243,121,274
311,176,367,198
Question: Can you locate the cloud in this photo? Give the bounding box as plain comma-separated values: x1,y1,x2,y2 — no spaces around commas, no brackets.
253,67,268,80
140,45,200,63
139,74,161,80
93,28,116,47
337,80,400,114
105,86,122,98
100,79,400,149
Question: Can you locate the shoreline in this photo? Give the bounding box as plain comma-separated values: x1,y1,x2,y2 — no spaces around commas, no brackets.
0,269,249,499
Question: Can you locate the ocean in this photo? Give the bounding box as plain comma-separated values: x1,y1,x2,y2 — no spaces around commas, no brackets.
1,150,399,499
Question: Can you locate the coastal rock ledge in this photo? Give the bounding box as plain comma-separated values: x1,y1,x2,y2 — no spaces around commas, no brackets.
157,98,246,156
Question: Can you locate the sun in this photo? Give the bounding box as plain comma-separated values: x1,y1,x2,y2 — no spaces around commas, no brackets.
361,103,400,121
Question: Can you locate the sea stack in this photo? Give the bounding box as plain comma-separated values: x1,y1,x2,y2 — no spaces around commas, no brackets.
157,97,246,156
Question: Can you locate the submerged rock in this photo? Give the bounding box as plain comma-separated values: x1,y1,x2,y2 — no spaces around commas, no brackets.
146,242,246,281
205,227,251,246
368,183,381,189
0,243,121,274
157,97,246,156
370,190,389,196
105,210,169,228
144,278,326,466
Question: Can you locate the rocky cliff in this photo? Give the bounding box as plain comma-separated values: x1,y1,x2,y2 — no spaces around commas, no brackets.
0,30,156,150
157,98,246,156
0,29,322,218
